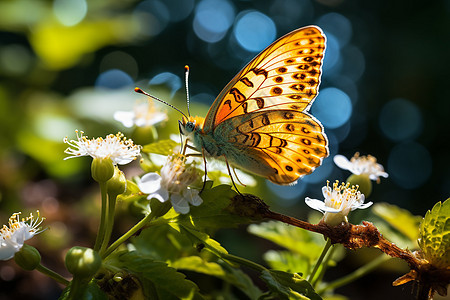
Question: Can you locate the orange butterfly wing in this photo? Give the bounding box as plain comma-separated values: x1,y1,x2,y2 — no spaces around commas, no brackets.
200,25,328,185
203,25,326,131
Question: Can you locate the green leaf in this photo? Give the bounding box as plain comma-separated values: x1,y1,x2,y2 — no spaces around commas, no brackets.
142,139,178,155
248,221,325,259
263,250,310,275
171,256,263,299
117,180,147,202
171,256,225,276
30,18,140,70
260,269,321,300
59,281,108,300
174,184,254,232
372,202,422,242
117,251,202,300
418,198,450,268
177,224,229,257
131,224,195,261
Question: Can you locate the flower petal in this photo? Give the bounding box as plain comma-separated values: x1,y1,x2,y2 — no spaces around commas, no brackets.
369,172,389,181
138,173,162,194
305,198,327,213
184,189,203,206
354,201,373,210
135,112,167,127
148,188,169,203
333,155,353,171
0,239,21,261
114,111,135,128
171,195,190,214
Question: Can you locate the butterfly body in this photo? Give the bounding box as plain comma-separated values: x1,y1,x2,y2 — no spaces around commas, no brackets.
181,115,276,178
180,25,329,185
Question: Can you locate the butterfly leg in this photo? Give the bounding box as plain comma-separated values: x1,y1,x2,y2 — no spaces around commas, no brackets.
183,144,208,194
232,167,247,187
200,148,208,194
223,155,242,195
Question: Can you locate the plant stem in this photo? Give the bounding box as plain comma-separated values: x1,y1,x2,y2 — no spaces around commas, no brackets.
66,276,88,300
308,238,332,283
311,243,336,288
220,253,267,272
317,254,392,294
99,194,117,255
35,263,70,285
102,201,171,259
94,182,108,252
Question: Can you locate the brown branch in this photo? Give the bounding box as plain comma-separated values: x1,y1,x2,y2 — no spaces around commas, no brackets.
229,193,450,299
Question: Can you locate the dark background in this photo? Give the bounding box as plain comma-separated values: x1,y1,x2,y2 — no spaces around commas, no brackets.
0,0,448,299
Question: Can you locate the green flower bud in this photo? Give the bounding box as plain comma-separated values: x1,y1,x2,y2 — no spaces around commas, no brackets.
107,167,127,197
91,158,115,182
65,247,101,279
347,174,372,198
132,125,158,145
14,244,41,271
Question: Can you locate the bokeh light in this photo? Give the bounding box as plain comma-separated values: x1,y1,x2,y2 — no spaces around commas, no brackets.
268,0,314,28
267,181,308,206
387,142,432,189
53,0,87,27
330,121,351,143
321,32,341,77
0,44,32,76
192,92,215,106
0,2,446,298
95,69,134,89
164,0,195,22
233,11,276,52
100,51,139,80
193,0,235,43
134,0,170,37
323,130,340,158
148,72,182,97
341,45,365,81
317,13,352,47
312,87,352,129
379,98,423,142
302,158,334,184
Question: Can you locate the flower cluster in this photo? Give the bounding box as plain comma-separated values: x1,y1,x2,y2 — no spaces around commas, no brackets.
334,153,388,182
138,154,202,214
114,101,168,128
0,212,45,261
63,130,141,165
306,180,372,226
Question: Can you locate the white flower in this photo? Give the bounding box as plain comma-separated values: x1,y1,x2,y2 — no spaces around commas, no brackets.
305,180,372,226
114,101,167,128
333,152,388,182
63,130,141,165
0,212,45,260
138,154,202,214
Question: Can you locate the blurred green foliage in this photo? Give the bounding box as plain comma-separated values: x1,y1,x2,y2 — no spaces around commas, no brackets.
0,0,448,299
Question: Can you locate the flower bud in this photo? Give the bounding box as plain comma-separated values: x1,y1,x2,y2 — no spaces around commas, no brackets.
107,167,127,197
65,247,101,278
91,158,115,182
131,125,158,145
347,174,372,198
14,244,41,270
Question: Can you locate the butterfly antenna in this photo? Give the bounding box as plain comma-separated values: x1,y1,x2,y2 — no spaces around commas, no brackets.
184,65,191,117
134,87,188,119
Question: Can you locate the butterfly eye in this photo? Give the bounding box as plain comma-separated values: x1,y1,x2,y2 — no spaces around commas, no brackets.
186,122,195,132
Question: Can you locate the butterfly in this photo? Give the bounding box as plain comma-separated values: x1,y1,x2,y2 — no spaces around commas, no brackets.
138,25,328,185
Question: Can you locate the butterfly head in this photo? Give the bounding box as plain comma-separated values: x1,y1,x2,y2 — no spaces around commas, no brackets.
179,116,204,136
